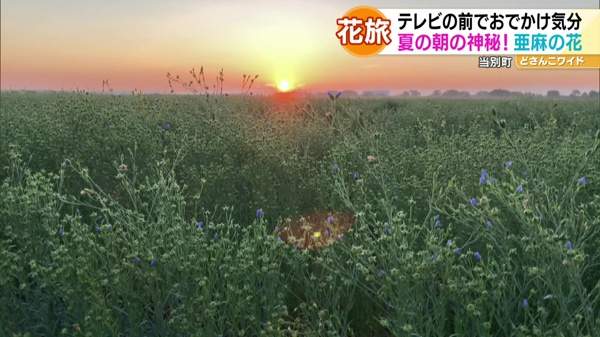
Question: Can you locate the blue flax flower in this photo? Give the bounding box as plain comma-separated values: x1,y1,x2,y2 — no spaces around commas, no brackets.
577,176,588,186
161,122,172,131
516,184,524,193
469,197,479,207
479,169,489,185
565,240,574,251
485,219,493,230
383,225,392,235
473,251,482,262
331,162,340,174
434,214,442,228
256,208,264,219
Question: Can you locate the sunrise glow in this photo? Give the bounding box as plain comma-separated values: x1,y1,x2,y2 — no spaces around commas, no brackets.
0,0,598,93
277,80,291,92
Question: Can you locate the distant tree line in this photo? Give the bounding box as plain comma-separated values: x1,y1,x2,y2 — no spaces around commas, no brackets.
325,89,599,99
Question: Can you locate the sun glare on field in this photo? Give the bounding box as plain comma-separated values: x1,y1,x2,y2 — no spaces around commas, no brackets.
277,80,291,92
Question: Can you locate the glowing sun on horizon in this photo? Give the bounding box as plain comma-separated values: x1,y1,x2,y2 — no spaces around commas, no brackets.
277,80,291,92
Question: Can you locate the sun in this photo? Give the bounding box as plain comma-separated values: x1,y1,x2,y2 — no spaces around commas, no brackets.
277,80,291,92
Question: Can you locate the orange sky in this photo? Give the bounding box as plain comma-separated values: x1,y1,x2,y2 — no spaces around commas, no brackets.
1,0,599,94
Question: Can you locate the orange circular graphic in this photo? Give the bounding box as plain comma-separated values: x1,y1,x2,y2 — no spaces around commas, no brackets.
336,6,391,57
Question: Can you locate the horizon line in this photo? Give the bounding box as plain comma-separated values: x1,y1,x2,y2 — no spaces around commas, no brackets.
1,88,597,97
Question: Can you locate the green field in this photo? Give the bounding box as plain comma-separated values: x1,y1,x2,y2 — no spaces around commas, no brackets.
1,92,599,337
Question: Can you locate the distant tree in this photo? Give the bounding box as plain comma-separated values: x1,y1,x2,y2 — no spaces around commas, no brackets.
442,89,458,97
341,90,358,97
588,90,599,98
401,91,411,97
489,89,512,97
442,89,470,98
431,90,441,96
547,90,561,97
362,90,390,97
570,90,581,97
410,90,421,97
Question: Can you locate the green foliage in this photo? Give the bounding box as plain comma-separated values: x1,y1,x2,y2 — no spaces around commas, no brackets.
1,92,599,336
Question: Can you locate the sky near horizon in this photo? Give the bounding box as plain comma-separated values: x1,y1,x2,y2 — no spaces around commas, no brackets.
1,0,599,94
